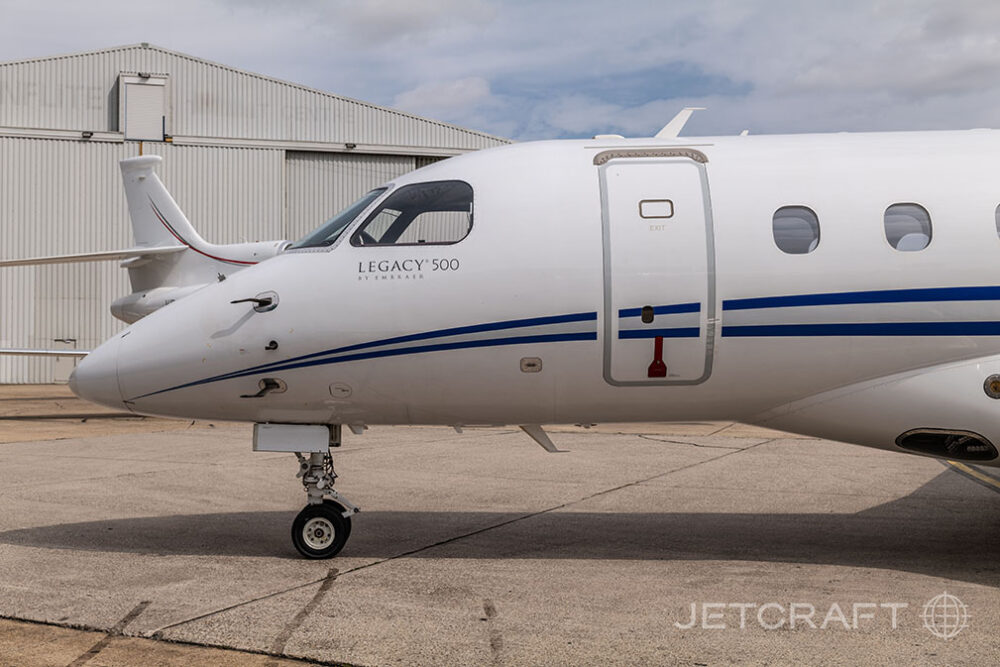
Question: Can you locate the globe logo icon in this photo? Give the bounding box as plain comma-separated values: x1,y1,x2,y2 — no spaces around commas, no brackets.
921,592,969,639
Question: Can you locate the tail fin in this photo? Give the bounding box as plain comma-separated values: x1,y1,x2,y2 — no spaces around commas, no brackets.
112,155,289,322
4,155,288,325
120,156,208,250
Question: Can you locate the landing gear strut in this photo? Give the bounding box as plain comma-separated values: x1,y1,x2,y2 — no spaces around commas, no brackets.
291,450,359,559
253,423,361,559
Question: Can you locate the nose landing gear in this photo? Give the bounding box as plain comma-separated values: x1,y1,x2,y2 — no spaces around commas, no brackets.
292,450,359,559
292,499,352,558
253,423,361,559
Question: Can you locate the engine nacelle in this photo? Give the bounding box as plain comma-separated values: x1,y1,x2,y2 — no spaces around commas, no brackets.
111,285,206,323
753,355,1000,463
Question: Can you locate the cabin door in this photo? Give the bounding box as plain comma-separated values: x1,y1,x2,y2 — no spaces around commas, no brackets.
598,153,716,385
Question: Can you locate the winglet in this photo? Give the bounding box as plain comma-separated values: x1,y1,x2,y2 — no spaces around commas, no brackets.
655,107,706,139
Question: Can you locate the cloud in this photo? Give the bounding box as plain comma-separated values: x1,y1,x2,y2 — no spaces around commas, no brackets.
333,0,496,43
393,77,494,118
3,1,1000,140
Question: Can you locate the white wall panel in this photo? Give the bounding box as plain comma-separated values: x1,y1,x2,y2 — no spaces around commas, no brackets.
123,81,165,140
0,267,36,381
144,143,285,244
0,137,131,382
285,152,415,241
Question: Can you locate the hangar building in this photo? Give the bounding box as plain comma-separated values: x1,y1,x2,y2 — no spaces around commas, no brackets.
0,44,507,383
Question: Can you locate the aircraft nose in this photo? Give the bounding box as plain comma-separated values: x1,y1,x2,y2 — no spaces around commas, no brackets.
69,335,125,410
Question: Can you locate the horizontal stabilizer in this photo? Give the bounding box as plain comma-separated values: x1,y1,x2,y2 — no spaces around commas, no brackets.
0,348,90,357
0,245,184,267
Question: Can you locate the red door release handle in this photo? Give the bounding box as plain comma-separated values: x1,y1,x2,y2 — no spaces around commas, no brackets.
648,336,667,378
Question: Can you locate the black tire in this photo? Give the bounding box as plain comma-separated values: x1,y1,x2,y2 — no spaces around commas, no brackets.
322,499,352,541
291,501,351,559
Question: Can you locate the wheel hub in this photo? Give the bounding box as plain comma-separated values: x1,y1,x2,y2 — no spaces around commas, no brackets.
302,517,335,549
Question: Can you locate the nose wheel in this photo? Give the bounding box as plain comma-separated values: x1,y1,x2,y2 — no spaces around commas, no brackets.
292,450,359,559
292,500,352,559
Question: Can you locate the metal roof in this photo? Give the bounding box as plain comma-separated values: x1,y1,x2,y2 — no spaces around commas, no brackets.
0,43,509,150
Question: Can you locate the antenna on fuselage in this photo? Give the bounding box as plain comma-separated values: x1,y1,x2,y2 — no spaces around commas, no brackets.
655,107,706,139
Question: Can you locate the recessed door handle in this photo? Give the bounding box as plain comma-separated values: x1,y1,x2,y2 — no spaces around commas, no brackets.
240,378,284,398
230,291,278,312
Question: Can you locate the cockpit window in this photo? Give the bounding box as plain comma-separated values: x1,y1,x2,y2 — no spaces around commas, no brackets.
351,180,473,246
290,188,387,249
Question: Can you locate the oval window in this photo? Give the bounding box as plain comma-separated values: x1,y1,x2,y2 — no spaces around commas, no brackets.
772,206,820,254
884,203,931,251
995,204,1000,239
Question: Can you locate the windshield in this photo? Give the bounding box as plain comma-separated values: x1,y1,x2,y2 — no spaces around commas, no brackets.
290,188,388,249
351,181,473,246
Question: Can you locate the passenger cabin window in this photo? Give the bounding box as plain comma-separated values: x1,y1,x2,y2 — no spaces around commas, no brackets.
995,204,1000,239
772,206,820,254
351,180,473,246
884,203,931,251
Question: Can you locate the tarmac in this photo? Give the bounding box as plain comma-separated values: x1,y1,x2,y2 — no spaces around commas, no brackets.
0,384,998,666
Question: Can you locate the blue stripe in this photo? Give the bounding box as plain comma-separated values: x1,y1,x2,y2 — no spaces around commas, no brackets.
185,311,598,388
722,322,1000,337
619,327,700,339
723,286,1000,311
619,302,700,318
245,332,597,376
131,330,597,400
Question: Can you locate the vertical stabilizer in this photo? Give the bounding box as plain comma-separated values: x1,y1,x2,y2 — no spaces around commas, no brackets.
120,156,207,249
111,155,289,322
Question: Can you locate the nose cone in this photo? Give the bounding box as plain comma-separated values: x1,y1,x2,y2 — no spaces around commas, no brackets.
69,335,125,410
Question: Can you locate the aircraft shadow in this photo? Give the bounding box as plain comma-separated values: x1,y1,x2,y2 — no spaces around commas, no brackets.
0,469,996,586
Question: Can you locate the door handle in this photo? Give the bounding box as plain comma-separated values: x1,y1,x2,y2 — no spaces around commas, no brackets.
240,378,286,398
230,290,279,313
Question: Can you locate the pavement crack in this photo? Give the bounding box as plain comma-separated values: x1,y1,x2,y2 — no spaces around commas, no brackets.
482,599,503,664
323,442,766,576
270,567,339,654
637,434,745,450
67,600,150,666
148,440,769,637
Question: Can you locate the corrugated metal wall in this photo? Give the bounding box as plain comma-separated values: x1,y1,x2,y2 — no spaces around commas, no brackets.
143,143,285,244
0,138,287,382
285,152,416,241
0,138,130,382
415,156,447,169
0,45,506,150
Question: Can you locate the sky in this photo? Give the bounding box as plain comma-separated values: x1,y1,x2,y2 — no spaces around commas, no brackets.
2,0,1000,141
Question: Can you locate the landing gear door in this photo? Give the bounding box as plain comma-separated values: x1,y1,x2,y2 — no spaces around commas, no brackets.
598,151,716,385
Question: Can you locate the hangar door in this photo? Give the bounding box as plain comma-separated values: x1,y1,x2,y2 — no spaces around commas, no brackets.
598,150,716,386
284,152,416,241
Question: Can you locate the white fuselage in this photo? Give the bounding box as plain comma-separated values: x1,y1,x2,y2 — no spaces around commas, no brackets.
72,130,1000,465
